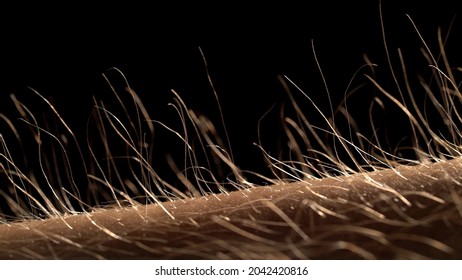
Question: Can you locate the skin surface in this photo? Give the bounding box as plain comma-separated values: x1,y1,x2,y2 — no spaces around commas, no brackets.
1,157,461,259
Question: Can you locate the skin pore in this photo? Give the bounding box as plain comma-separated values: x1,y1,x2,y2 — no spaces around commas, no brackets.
1,11,462,259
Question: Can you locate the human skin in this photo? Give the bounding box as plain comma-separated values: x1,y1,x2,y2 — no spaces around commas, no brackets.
0,156,461,259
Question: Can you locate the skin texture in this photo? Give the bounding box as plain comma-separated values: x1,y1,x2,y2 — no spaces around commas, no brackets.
1,157,461,259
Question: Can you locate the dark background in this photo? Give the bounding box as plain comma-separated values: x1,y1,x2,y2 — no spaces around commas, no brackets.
1,1,461,192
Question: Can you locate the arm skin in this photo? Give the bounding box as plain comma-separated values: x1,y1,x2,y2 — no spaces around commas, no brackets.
1,158,461,259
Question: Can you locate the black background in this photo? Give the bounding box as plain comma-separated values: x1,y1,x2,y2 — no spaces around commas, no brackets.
1,1,461,191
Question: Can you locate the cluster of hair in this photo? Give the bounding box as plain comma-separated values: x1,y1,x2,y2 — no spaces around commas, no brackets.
0,12,461,259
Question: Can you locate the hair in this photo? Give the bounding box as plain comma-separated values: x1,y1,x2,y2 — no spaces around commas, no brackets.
0,7,461,259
